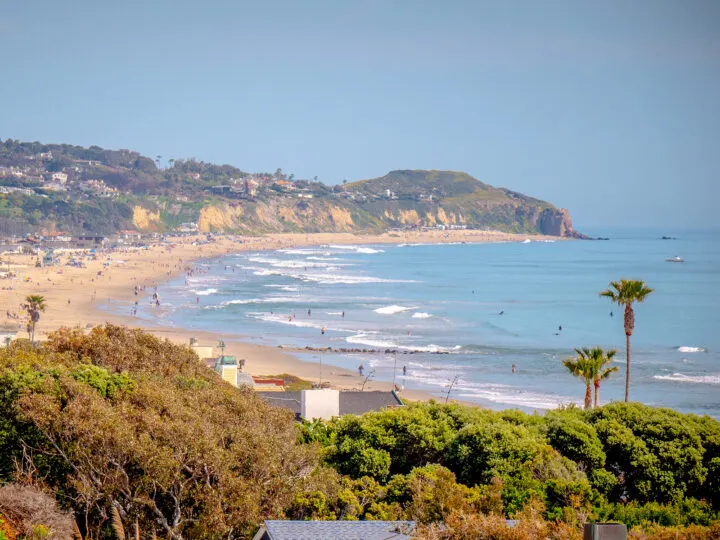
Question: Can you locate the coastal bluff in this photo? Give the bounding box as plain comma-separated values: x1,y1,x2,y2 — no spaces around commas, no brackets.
1,140,584,237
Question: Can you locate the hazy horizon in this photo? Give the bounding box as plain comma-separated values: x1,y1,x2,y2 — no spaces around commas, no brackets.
1,0,718,229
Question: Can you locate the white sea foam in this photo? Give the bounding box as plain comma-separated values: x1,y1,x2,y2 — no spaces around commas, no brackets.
653,373,720,385
397,242,465,247
374,305,415,315
521,239,532,244
412,312,432,319
326,311,344,315
249,256,341,269
279,248,332,256
192,288,218,296
263,284,300,292
346,334,398,349
247,312,356,333
677,346,707,353
306,256,345,261
253,268,417,285
327,244,384,254
455,385,576,410
346,334,461,353
222,296,305,306
249,312,325,330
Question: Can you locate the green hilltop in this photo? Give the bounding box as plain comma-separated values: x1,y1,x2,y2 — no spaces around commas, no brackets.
0,139,584,237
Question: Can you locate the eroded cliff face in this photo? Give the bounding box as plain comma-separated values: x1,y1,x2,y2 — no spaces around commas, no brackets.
536,208,585,238
195,201,361,233
132,206,163,232
183,199,582,237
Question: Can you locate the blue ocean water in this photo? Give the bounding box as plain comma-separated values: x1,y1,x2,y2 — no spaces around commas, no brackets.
126,229,720,417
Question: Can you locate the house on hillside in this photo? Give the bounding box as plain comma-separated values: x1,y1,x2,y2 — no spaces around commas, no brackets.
51,172,68,184
253,520,416,540
258,388,404,420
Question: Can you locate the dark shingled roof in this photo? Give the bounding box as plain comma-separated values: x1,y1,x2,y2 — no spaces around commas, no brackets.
255,520,415,540
258,392,302,415
339,391,403,415
257,391,403,418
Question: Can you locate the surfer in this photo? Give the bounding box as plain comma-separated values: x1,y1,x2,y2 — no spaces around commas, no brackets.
512,364,517,373
558,325,563,332
321,327,325,335
402,365,407,376
499,310,504,316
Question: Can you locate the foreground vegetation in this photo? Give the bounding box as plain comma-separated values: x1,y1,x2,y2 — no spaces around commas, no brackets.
0,325,718,538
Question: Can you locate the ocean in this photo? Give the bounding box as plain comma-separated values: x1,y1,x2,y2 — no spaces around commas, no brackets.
121,228,720,418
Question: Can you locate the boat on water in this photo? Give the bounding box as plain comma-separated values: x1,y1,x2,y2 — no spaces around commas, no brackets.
666,256,684,263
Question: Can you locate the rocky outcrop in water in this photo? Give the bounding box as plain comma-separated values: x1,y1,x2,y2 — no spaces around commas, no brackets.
537,208,587,238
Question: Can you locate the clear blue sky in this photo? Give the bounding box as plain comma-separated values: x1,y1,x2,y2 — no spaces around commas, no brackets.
1,0,718,229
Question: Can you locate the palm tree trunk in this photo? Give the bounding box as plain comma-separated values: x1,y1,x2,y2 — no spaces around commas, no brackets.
30,321,35,346
594,380,600,408
625,333,631,402
584,383,592,409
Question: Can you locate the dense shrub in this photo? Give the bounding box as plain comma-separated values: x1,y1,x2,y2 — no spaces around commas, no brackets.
0,325,324,539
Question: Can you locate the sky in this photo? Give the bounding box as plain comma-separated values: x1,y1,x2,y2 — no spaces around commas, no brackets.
1,0,718,229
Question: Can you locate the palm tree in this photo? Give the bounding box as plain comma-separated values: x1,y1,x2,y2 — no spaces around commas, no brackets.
562,353,593,409
585,347,618,408
600,279,653,402
23,294,46,345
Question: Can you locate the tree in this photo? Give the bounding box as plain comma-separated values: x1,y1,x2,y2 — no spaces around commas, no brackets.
22,295,45,345
587,347,618,408
0,325,325,539
600,280,653,402
562,352,593,409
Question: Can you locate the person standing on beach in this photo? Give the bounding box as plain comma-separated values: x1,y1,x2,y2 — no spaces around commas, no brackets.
358,364,364,376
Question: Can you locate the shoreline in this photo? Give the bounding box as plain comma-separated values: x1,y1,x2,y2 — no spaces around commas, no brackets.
2,229,565,402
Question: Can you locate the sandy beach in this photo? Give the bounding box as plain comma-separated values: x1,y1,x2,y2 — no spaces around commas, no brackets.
1,229,558,400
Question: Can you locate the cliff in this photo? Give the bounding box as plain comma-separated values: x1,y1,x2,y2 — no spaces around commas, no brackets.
0,140,584,237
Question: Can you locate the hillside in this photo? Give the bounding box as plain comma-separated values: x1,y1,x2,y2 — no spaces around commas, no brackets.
0,139,584,237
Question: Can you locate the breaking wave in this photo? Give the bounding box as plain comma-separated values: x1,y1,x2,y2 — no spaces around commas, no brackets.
374,305,415,315
677,346,707,353
653,373,720,385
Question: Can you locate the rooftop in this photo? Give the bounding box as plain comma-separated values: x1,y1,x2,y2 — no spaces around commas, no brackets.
254,520,415,540
258,390,403,417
